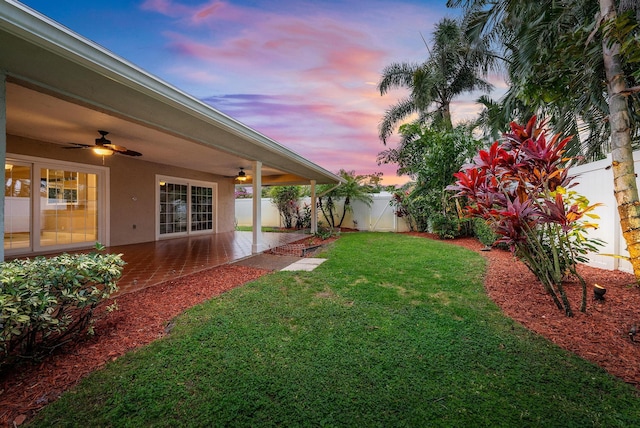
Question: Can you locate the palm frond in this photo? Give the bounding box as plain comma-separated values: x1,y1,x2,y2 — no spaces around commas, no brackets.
378,62,420,95
379,97,420,144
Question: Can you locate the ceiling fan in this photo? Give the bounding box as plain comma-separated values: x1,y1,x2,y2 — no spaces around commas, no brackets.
65,130,142,157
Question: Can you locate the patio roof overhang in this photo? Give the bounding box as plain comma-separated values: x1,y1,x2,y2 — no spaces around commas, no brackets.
0,1,344,186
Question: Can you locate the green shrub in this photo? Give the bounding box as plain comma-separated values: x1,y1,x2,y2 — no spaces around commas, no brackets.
390,190,417,231
473,218,498,247
269,186,302,229
296,203,312,229
431,213,460,239
408,193,432,232
314,225,336,240
0,246,124,363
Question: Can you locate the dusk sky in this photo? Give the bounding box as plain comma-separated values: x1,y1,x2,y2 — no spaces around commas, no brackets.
20,0,504,186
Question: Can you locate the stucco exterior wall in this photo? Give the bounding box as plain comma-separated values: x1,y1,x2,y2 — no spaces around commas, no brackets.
7,134,236,248
107,157,235,245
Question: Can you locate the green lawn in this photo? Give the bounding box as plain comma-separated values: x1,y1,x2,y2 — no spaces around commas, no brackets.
30,233,640,427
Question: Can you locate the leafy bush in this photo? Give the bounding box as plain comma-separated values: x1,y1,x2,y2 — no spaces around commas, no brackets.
390,190,417,231
269,186,302,229
380,124,482,232
431,213,473,240
296,203,312,230
449,117,604,316
431,213,461,239
473,218,498,247
389,186,433,232
0,246,124,363
314,225,336,240
407,192,432,232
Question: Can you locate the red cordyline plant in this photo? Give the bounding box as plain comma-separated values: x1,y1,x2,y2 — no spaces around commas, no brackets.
448,117,603,316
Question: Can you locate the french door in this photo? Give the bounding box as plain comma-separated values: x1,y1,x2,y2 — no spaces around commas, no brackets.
157,176,216,238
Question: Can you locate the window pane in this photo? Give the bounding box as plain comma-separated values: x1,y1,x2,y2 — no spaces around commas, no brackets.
4,163,31,250
190,185,214,232
158,181,214,236
159,182,188,235
40,168,98,246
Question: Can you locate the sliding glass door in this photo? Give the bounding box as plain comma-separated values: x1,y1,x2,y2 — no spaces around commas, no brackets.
4,156,106,255
157,176,216,238
40,168,99,247
159,182,188,235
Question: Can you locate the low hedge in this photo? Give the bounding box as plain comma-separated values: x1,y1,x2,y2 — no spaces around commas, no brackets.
473,217,499,247
0,245,124,363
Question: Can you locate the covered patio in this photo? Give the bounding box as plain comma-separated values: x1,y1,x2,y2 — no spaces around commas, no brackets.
0,2,343,262
102,231,305,295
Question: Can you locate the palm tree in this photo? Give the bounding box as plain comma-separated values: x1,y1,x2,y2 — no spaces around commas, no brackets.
448,0,640,281
317,170,374,229
473,95,511,142
450,0,640,158
377,17,495,143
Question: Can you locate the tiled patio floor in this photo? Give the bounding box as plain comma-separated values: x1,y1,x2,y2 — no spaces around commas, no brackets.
105,231,306,295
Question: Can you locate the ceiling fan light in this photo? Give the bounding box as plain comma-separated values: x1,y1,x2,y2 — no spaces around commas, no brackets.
236,168,247,182
93,147,114,156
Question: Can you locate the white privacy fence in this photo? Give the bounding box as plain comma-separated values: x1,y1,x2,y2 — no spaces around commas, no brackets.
569,152,640,273
236,154,640,272
235,193,412,233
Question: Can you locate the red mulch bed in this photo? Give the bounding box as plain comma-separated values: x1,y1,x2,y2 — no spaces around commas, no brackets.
2,233,640,426
0,265,269,426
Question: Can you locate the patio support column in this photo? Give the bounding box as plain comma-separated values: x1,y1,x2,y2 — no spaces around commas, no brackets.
0,71,6,261
310,180,317,234
251,160,265,253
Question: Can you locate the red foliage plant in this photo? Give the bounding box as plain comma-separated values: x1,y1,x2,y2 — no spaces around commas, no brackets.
448,117,603,316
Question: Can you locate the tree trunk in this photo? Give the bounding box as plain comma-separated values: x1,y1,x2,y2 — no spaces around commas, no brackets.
338,197,350,228
600,0,640,283
442,100,453,129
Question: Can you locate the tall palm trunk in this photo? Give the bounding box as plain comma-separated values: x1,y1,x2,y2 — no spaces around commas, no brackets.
600,0,640,282
441,101,453,129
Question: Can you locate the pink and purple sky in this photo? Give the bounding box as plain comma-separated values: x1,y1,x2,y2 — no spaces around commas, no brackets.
20,0,504,185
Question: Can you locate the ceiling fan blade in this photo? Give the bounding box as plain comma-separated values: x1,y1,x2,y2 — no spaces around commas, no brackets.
104,144,127,152
105,144,142,157
63,142,90,149
122,149,142,157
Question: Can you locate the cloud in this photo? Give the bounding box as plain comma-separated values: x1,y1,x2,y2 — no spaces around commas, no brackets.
160,13,386,88
140,0,192,17
203,91,389,171
167,65,224,85
139,0,471,186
